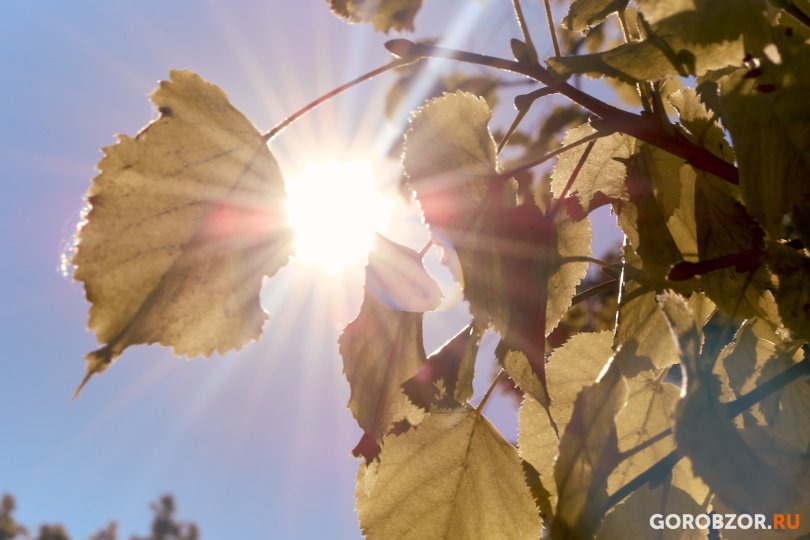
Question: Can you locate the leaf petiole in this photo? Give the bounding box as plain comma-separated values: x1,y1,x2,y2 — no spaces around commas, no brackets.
262,58,414,142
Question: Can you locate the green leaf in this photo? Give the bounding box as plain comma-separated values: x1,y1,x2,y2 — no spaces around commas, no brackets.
72,70,293,395
402,324,480,410
551,123,635,210
564,0,628,33
549,0,771,82
356,408,542,540
339,237,441,442
328,0,422,33
659,292,802,514
719,30,810,242
552,361,628,539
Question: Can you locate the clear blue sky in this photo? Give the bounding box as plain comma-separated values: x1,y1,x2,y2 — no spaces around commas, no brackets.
0,1,620,538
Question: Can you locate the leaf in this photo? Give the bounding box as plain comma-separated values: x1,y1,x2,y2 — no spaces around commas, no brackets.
356,408,542,540
612,248,682,374
659,292,801,514
402,324,480,410
597,484,707,540
764,242,810,341
403,91,497,234
564,0,629,33
719,30,810,242
549,0,771,82
366,234,443,312
404,92,591,390
518,331,614,506
328,0,422,33
72,70,293,394
551,123,635,210
339,238,440,442
552,361,628,539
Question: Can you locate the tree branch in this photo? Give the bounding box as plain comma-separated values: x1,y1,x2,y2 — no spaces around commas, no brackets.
385,40,739,185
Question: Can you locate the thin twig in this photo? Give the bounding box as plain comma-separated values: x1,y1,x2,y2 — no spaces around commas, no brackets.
512,0,540,62
542,0,562,57
262,58,412,142
496,131,605,183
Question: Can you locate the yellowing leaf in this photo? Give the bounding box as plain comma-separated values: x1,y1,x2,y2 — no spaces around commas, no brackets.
404,92,591,392
564,0,628,33
403,91,497,234
552,362,628,538
551,123,634,210
608,369,680,492
518,331,614,507
356,408,541,540
613,248,682,373
339,238,439,442
72,70,292,394
549,0,771,82
328,0,422,33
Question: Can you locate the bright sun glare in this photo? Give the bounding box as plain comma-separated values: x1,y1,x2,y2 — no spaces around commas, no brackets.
285,161,392,272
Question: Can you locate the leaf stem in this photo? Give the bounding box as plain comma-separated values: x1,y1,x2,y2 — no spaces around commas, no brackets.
550,139,596,216
512,0,540,62
541,0,562,57
497,131,605,182
384,40,739,185
262,58,412,142
476,369,505,413
570,278,619,306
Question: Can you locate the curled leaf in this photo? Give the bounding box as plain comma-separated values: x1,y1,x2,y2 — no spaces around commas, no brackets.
72,70,292,395
340,237,438,442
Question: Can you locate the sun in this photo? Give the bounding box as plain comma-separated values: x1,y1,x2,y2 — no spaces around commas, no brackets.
285,160,393,272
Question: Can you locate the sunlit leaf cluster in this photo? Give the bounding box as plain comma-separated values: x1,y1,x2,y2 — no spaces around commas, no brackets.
71,0,810,537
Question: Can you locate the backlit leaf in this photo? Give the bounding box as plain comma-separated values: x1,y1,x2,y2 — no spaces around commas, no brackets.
764,242,810,341
552,361,628,538
564,0,628,33
356,408,541,539
660,292,801,514
328,0,422,33
340,238,439,442
518,331,614,506
404,92,591,391
72,70,292,394
550,0,771,83
551,123,634,210
597,484,707,540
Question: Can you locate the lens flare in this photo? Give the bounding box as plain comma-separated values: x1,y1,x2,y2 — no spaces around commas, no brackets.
285,160,392,272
